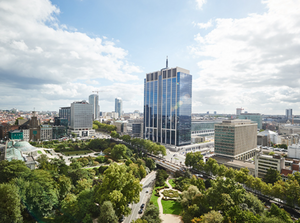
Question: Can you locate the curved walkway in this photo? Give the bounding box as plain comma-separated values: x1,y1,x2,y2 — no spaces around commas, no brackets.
157,178,183,223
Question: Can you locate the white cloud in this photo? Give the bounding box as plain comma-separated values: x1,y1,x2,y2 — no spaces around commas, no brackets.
0,0,142,111
195,19,212,29
191,0,300,114
195,0,207,10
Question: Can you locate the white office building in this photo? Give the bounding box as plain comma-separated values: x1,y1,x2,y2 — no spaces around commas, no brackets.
288,144,300,159
70,101,94,137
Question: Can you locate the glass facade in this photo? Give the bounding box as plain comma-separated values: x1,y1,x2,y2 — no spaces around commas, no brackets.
89,94,99,120
115,98,122,118
144,67,192,146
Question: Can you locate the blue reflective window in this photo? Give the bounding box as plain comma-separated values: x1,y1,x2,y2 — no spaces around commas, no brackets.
167,78,171,129
172,78,176,129
176,72,192,146
154,81,157,128
162,79,166,128
150,81,153,127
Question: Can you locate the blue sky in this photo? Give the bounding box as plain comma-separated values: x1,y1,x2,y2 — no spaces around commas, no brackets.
1,0,299,115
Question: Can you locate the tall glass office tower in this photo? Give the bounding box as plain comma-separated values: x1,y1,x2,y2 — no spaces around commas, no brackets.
115,97,123,118
144,66,192,146
89,94,99,120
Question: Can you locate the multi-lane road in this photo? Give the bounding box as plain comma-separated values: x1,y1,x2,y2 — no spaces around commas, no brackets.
124,171,156,223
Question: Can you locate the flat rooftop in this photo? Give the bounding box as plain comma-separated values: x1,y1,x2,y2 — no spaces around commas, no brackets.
213,155,255,170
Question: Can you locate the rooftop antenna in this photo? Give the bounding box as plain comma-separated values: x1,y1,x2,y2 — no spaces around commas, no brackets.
166,56,168,68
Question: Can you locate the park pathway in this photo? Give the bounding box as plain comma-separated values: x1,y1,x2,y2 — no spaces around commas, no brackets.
157,178,183,223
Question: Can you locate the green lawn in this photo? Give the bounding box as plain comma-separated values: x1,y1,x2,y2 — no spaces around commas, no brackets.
169,179,176,188
62,150,92,156
150,189,159,208
161,200,182,215
37,150,42,154
150,185,165,208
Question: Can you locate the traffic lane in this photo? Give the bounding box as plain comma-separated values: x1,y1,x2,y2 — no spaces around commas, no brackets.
124,173,156,223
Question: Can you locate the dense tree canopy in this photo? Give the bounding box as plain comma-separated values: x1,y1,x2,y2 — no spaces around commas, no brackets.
0,183,23,223
94,163,142,217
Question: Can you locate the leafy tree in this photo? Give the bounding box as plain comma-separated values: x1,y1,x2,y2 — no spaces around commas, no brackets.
267,203,293,223
0,160,31,183
133,219,148,223
155,169,169,186
141,204,161,223
190,176,205,192
204,158,219,176
57,175,72,200
111,144,128,160
94,163,142,217
185,151,203,169
103,147,112,155
0,183,23,223
88,138,109,151
194,210,223,223
16,171,59,219
122,134,131,142
75,179,93,194
264,168,281,185
144,157,156,170
180,185,201,209
110,131,120,139
98,201,118,223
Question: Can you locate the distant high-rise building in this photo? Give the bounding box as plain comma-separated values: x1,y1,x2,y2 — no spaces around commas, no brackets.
59,107,71,126
115,98,123,118
70,101,93,137
238,113,262,129
236,108,243,115
286,109,292,120
89,94,99,120
215,119,257,160
207,111,209,115
214,111,217,115
144,63,192,146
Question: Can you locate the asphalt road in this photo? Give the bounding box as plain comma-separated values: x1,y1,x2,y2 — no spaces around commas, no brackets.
124,171,156,223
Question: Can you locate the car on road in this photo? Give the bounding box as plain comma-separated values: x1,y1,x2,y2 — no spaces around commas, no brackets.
138,209,143,214
140,203,145,209
146,190,149,193
119,215,124,222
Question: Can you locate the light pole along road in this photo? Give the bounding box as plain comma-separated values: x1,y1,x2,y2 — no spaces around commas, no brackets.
124,171,156,223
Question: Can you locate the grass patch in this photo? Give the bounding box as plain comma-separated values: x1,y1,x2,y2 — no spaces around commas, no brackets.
150,189,159,208
37,150,42,154
161,199,181,215
169,179,176,188
62,150,92,156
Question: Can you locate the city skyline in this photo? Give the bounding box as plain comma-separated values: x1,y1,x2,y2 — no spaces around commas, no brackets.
1,0,300,114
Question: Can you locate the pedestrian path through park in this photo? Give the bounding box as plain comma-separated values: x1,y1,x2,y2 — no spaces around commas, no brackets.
157,179,183,223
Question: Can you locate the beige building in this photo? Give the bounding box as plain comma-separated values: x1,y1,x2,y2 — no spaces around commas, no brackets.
214,119,257,160
255,153,285,178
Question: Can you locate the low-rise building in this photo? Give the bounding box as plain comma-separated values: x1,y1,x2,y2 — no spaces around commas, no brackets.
40,125,52,141
8,130,23,140
255,153,285,178
288,144,300,159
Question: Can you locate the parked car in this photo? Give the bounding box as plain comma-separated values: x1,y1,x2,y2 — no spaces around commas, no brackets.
138,209,143,214
119,215,124,222
140,203,145,209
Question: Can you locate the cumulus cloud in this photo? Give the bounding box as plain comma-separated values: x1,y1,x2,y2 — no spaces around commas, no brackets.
0,0,142,111
191,0,300,114
194,19,212,29
195,0,207,10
